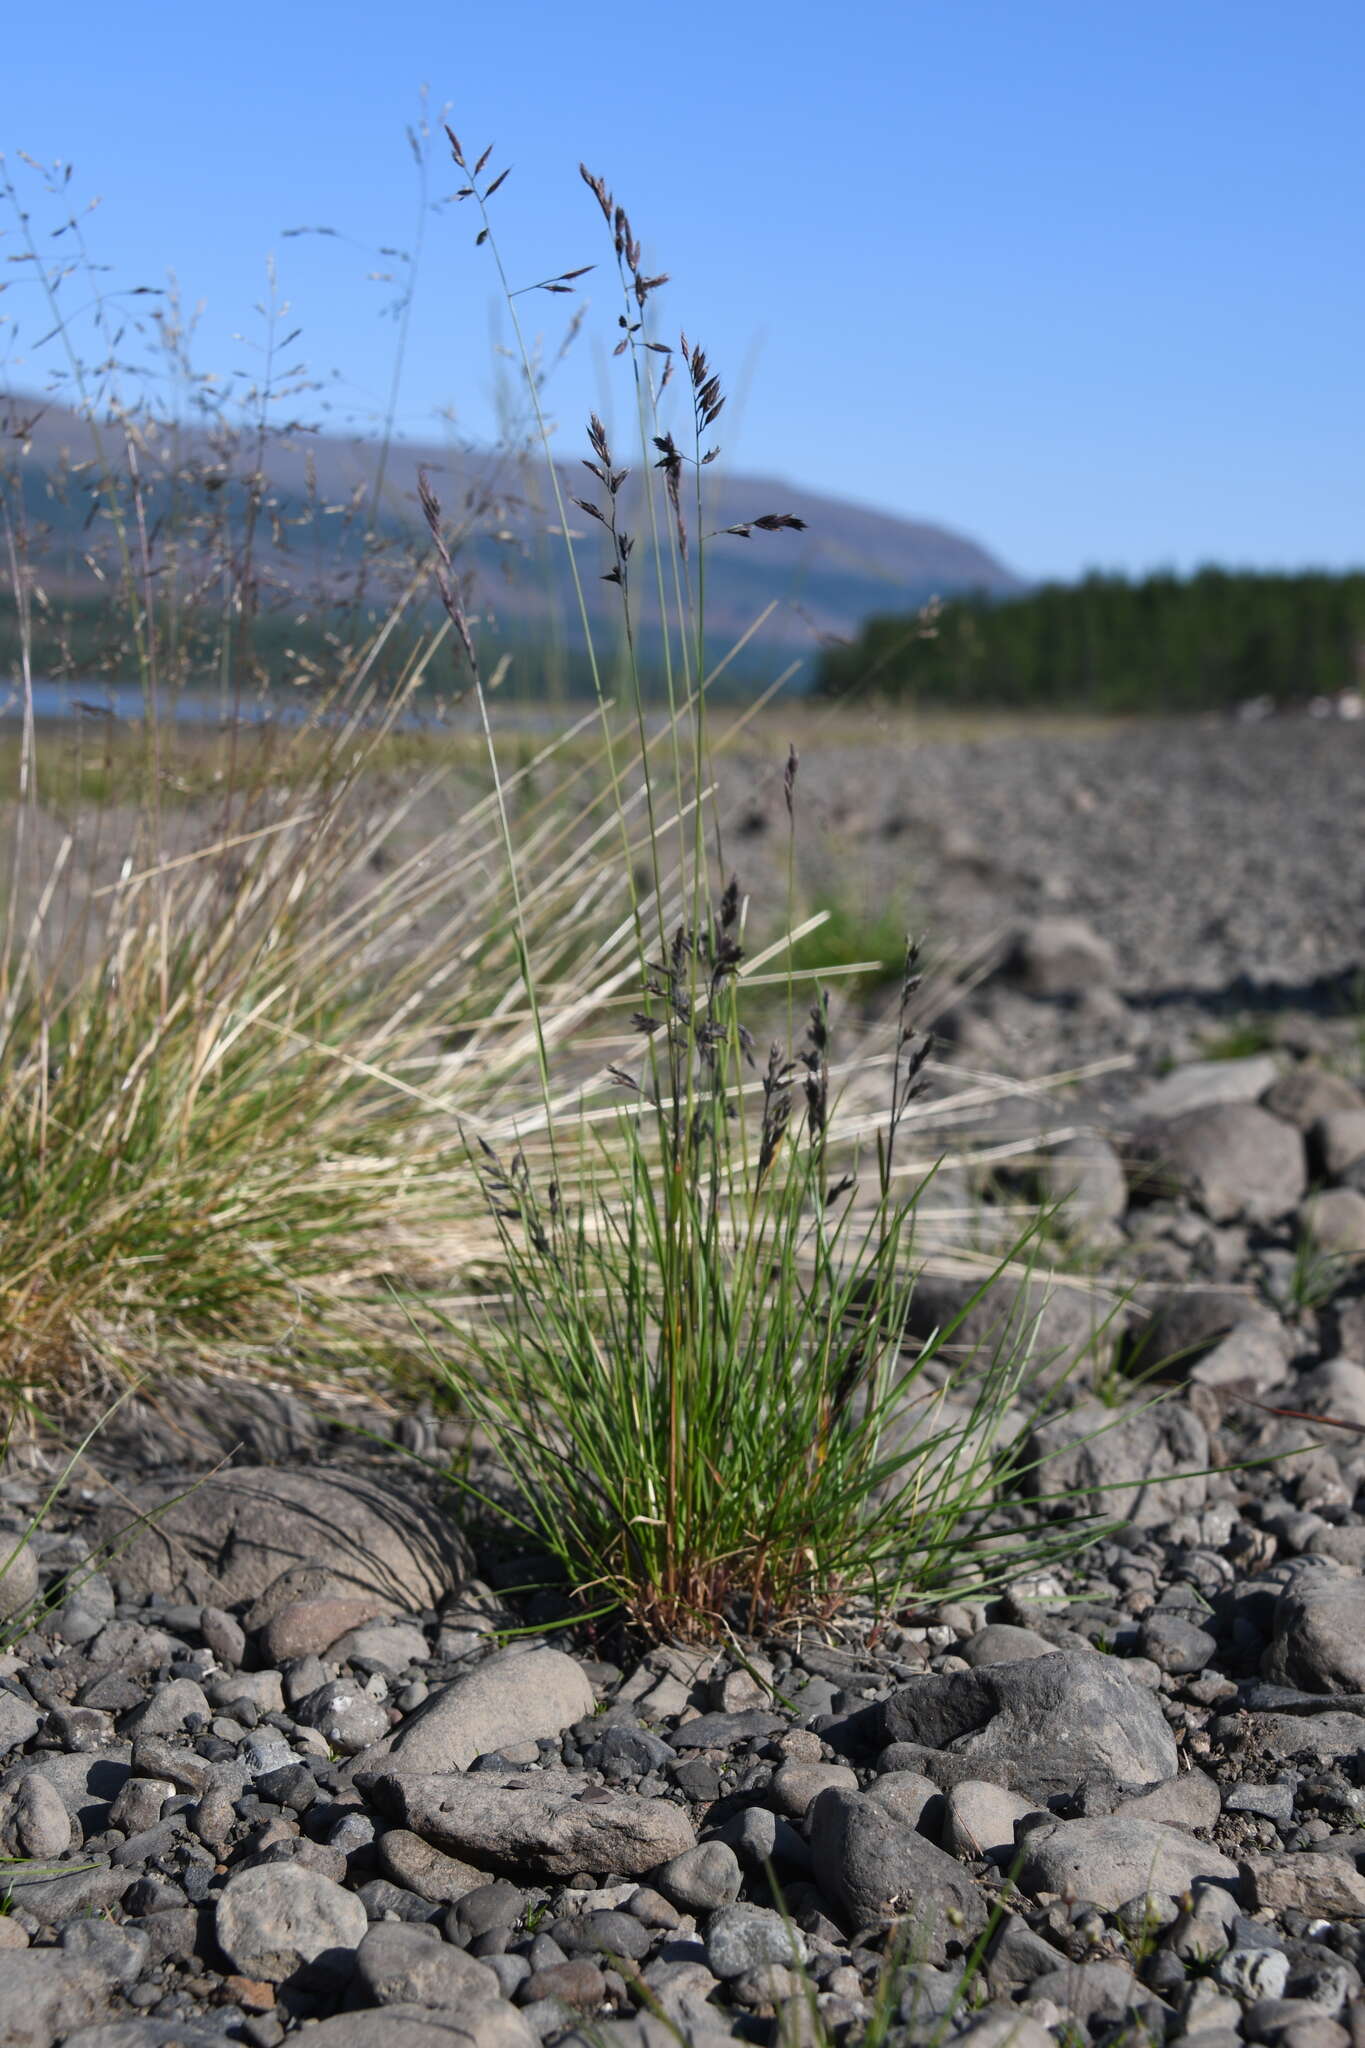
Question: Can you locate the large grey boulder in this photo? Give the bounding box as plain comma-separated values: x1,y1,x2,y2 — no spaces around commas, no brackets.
0,1952,107,2047
351,1648,593,1776
95,1464,465,1612
1022,1396,1208,1528
215,1862,368,1982
1129,1284,1280,1373
360,1768,695,1879
905,1267,1122,1387
881,1651,1178,1801
1127,1103,1305,1224
1264,1569,1365,1694
1015,1815,1237,1908
808,1785,988,1952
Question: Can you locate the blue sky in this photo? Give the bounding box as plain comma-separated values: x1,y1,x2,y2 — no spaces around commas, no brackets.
2,0,1360,582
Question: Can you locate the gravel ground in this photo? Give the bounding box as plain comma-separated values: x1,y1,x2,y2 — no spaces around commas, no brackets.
2,709,1365,2048
719,709,1363,1065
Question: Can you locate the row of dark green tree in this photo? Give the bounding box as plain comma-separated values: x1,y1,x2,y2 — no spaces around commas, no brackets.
816,569,1365,711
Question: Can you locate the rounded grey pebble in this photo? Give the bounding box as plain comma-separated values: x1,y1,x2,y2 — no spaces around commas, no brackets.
651,1840,742,1911
705,1903,807,1979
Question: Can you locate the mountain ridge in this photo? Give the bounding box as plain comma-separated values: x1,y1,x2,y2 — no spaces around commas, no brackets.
2,392,1020,678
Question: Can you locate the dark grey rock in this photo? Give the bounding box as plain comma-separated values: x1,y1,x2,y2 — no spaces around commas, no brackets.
650,1840,742,1910
808,1785,988,1950
0,1688,41,1755
1129,1284,1275,1372
665,1709,786,1749
118,1677,210,1738
904,1268,1121,1387
57,1921,149,1989
1023,1395,1209,1527
377,1826,488,1904
296,1679,391,1754
1127,1103,1306,1223
593,1725,674,1774
1140,1612,1218,1674
1265,1571,1365,1694
881,1650,1178,1800
551,1910,652,1962
1224,1781,1296,1825
350,1919,503,2007
703,1903,807,1978
448,1878,528,1942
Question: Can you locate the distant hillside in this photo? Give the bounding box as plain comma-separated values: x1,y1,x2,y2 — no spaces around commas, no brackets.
2,393,1019,689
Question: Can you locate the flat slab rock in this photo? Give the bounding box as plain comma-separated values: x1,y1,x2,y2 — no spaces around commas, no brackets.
881,1650,1179,1801
359,1766,696,1878
1015,1814,1239,1909
351,1646,594,1775
291,2014,537,2048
